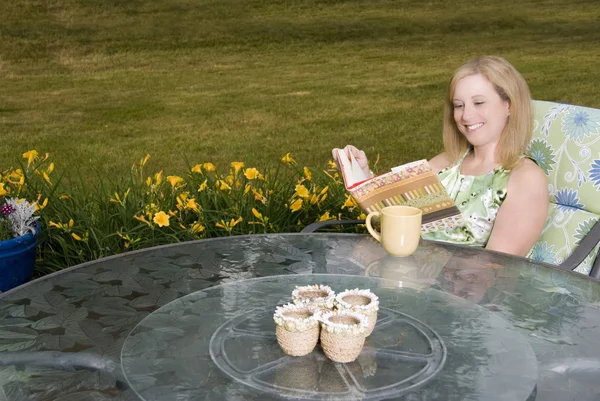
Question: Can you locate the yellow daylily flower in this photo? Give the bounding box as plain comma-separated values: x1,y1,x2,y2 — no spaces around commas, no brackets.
358,213,367,220
289,198,303,212
9,170,22,181
303,167,312,181
110,193,122,204
192,222,205,233
318,185,329,203
215,217,243,233
191,164,202,173
139,154,150,167
116,231,141,248
49,221,65,230
216,180,231,191
318,211,332,221
167,175,184,188
154,171,163,186
281,153,295,164
342,194,358,209
109,188,130,206
327,160,337,169
153,211,170,227
294,184,309,199
59,194,70,200
252,188,267,204
176,196,185,210
252,208,263,219
145,177,152,187
35,198,48,211
49,218,71,231
42,171,51,184
175,192,188,210
186,198,200,211
203,162,216,172
197,179,208,192
244,168,259,180
134,215,152,227
47,163,55,173
22,150,38,166
71,233,82,241
0,183,7,196
231,162,245,175
244,183,251,195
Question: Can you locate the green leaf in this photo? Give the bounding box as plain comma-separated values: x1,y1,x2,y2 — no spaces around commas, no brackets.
31,316,61,330
130,288,179,308
30,292,68,314
0,327,37,340
0,340,36,352
538,286,571,295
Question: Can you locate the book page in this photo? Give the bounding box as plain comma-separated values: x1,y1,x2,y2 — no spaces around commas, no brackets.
391,159,429,173
335,149,368,188
350,152,368,182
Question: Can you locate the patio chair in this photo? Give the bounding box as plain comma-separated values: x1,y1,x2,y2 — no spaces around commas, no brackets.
303,100,600,278
526,100,600,277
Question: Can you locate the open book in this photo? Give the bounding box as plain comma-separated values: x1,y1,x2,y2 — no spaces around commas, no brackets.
335,149,463,234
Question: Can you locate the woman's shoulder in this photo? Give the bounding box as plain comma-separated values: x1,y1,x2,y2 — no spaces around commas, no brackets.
508,157,547,192
428,152,452,174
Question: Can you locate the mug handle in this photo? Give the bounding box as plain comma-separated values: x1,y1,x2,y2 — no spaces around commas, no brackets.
365,211,381,242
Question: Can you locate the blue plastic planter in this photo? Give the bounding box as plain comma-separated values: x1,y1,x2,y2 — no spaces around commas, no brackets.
0,223,40,292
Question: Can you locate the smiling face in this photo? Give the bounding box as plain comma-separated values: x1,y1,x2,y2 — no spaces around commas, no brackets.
452,73,510,149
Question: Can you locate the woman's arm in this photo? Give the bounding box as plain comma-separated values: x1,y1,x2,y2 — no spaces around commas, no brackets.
485,159,549,257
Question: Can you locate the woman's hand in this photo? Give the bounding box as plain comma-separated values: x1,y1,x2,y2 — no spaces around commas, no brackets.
332,145,372,178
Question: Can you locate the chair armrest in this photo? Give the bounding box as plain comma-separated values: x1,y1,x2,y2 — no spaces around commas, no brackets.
589,252,600,279
300,219,366,233
556,220,600,273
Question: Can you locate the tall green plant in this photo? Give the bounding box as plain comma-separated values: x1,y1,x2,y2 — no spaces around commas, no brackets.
0,150,365,276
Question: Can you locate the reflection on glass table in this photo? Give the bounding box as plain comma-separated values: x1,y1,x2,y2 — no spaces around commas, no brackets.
122,274,537,400
0,234,598,400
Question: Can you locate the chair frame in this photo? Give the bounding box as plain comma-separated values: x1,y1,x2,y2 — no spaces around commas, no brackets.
301,219,600,279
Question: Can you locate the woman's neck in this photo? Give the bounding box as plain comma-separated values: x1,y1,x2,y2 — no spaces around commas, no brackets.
470,144,499,165
461,144,501,176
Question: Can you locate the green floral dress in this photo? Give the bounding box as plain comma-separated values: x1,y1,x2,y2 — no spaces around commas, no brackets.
421,154,511,247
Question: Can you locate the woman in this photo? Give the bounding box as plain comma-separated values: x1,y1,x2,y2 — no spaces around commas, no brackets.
333,56,548,258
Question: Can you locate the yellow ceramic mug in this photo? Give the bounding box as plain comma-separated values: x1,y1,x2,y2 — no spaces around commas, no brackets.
365,206,423,257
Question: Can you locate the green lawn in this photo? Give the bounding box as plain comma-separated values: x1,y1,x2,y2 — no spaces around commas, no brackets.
2,0,599,179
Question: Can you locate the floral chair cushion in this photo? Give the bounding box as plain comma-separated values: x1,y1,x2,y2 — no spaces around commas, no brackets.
526,100,600,275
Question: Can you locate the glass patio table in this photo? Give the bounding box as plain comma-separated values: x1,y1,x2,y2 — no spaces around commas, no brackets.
0,233,599,400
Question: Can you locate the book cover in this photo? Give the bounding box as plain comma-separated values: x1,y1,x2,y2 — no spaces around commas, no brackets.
335,149,463,234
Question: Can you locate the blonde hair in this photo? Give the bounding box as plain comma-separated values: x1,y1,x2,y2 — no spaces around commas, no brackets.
442,56,533,169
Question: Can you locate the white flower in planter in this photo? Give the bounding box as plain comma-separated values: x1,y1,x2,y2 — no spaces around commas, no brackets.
1,198,39,238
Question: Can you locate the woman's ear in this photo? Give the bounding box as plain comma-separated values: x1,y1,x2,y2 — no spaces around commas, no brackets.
504,100,511,117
